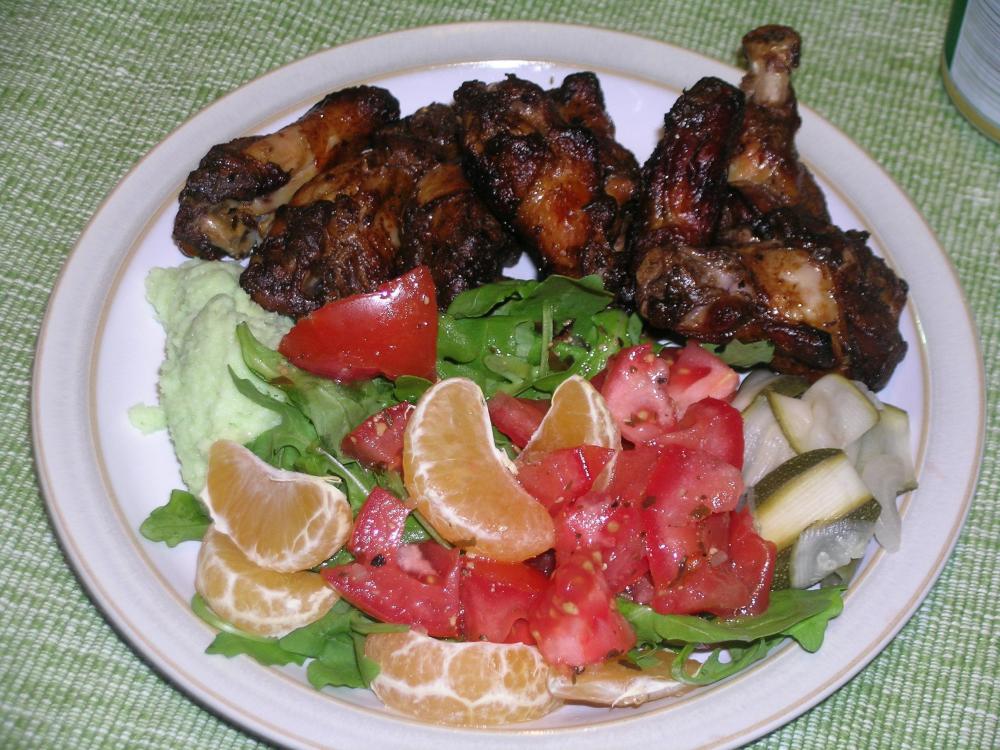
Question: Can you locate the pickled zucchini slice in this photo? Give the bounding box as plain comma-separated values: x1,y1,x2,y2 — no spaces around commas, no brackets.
752,449,873,552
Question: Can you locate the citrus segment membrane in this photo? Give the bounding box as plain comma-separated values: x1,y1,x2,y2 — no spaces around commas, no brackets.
403,378,554,561
202,440,352,572
365,629,560,725
547,650,693,707
195,526,338,638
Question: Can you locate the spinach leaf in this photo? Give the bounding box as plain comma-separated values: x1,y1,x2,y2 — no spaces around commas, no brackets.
139,490,210,546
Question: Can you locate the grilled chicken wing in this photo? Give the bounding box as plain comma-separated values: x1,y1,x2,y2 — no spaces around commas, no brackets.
726,25,829,223
454,74,639,298
239,104,518,317
634,47,908,390
173,86,400,260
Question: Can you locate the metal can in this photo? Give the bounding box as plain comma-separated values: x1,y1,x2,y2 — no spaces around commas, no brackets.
942,0,1000,143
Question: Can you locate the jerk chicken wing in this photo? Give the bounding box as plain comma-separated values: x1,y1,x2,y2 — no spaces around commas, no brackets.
173,86,400,260
239,103,518,317
453,73,639,299
634,27,907,390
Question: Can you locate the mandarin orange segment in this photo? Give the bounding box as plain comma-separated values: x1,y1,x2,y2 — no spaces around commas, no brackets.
519,375,620,463
202,440,352,573
365,629,561,725
195,526,338,638
547,650,694,707
403,378,554,562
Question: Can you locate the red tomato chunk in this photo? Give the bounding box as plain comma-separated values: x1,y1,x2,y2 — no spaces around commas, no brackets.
279,266,438,382
516,445,615,509
527,554,636,668
487,392,549,448
323,488,461,637
596,341,739,447
341,402,414,472
460,558,548,645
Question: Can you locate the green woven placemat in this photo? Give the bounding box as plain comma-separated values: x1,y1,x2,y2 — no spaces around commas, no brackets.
1,1,996,748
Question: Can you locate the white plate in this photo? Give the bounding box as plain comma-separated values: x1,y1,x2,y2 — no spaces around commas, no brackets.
32,21,985,750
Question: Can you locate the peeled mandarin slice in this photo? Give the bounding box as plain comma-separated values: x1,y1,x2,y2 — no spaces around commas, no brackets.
203,439,352,572
547,650,694,707
518,374,620,463
365,629,561,726
195,526,337,638
403,378,554,562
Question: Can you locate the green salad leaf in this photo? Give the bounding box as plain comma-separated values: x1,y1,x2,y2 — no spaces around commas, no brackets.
237,323,395,454
192,595,395,686
438,275,643,397
702,339,775,368
138,490,210,546
618,587,846,685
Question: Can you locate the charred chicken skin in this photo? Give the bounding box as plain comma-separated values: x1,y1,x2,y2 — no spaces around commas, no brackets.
239,103,518,317
634,27,907,390
453,73,639,299
173,86,400,260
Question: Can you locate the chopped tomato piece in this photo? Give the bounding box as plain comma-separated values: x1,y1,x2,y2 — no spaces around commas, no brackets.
650,561,750,616
327,487,461,637
643,520,703,588
527,555,636,668
650,397,744,469
551,491,647,592
604,444,663,505
278,266,438,382
461,558,549,644
599,344,676,444
347,487,410,563
516,445,615,509
487,392,549,448
723,508,776,617
644,445,744,526
666,341,739,416
341,402,415,472
323,553,461,637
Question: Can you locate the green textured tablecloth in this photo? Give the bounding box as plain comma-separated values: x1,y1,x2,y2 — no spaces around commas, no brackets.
2,1,997,747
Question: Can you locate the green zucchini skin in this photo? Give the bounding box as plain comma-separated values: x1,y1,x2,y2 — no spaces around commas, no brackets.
770,499,881,590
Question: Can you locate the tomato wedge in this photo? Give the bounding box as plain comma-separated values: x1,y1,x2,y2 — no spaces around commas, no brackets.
324,487,460,637
527,555,636,668
461,558,548,644
599,344,676,444
341,402,415,472
666,341,739,415
650,397,744,469
487,392,550,448
551,491,647,593
516,445,615,509
278,266,438,382
724,508,776,617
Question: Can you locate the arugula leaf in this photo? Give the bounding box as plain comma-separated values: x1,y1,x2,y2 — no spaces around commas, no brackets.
702,339,775,368
139,490,210,546
671,637,780,685
619,588,845,685
438,275,641,397
206,632,306,667
393,375,432,403
278,600,356,657
192,594,306,666
619,587,844,648
237,323,394,455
